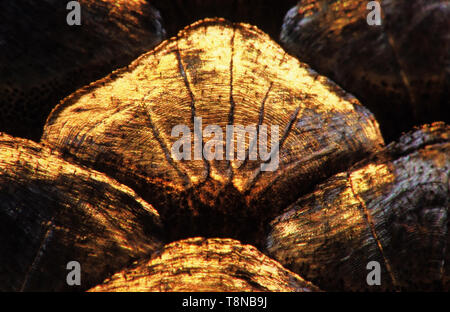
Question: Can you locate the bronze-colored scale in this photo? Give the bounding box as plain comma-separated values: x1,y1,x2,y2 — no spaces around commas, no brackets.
42,18,384,248
267,122,450,291
0,133,163,291
88,237,320,292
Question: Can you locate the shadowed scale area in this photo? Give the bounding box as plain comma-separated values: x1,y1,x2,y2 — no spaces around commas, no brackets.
0,0,165,141
280,0,449,142
152,0,298,42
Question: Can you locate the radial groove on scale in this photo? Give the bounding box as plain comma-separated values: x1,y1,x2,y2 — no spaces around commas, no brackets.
266,122,450,291
0,133,164,291
42,18,384,248
88,237,320,292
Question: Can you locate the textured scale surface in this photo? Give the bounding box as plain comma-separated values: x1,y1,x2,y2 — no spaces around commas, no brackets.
42,18,384,247
89,237,320,292
0,133,163,291
281,0,449,142
267,122,450,291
